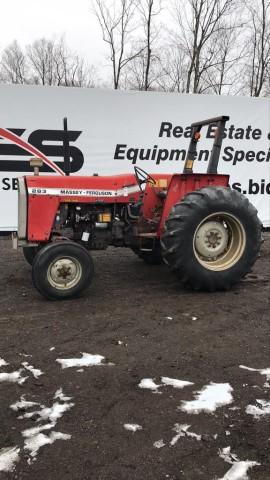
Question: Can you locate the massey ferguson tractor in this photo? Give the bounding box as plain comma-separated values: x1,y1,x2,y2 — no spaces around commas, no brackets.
12,116,262,300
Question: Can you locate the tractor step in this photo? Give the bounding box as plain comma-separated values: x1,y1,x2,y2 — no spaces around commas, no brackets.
138,233,157,238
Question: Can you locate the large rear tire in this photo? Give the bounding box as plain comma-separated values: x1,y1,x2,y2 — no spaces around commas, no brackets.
161,186,262,291
32,241,94,300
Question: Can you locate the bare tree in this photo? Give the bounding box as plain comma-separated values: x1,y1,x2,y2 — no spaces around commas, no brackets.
197,18,246,94
172,0,237,93
0,37,96,88
245,0,270,96
54,38,70,86
27,38,56,85
53,38,95,87
67,56,96,87
1,40,27,84
207,27,237,94
266,63,270,94
92,0,143,89
136,0,162,90
124,47,162,90
153,45,187,92
123,49,147,89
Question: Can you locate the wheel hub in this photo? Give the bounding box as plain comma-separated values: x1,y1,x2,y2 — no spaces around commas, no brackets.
57,264,72,279
48,257,82,289
195,221,229,259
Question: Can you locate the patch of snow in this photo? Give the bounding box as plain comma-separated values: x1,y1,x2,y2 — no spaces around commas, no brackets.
161,377,194,389
192,316,197,321
138,378,161,392
218,462,260,480
51,431,71,442
123,424,142,432
220,447,237,462
218,447,260,480
0,447,20,472
21,400,74,423
226,431,231,436
229,407,240,411
0,358,8,367
54,388,72,402
18,389,73,463
22,362,43,379
19,389,74,424
10,395,39,412
246,400,270,419
180,383,233,414
139,376,193,393
165,316,173,320
184,428,201,441
77,369,84,372
0,369,27,385
22,423,55,437
154,439,165,449
49,347,55,351
24,431,70,462
170,425,185,445
239,365,270,382
56,352,106,369
170,424,201,446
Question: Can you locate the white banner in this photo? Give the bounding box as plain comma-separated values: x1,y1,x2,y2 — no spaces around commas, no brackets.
0,84,269,230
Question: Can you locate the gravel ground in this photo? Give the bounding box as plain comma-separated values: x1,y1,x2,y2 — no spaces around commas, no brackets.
0,234,269,480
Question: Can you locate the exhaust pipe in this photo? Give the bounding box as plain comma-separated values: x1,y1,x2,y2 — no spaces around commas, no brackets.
63,117,71,176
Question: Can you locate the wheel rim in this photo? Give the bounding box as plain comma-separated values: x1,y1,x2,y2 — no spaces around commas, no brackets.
193,212,246,271
47,256,82,290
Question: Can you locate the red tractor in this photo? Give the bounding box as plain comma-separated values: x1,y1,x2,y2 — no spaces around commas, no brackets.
13,116,261,300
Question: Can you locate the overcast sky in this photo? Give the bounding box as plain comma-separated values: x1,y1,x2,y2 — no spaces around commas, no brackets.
0,0,107,67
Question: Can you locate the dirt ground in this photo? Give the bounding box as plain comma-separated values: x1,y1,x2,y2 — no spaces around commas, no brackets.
0,233,269,480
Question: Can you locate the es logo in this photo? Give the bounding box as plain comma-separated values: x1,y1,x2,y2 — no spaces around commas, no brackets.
0,128,84,173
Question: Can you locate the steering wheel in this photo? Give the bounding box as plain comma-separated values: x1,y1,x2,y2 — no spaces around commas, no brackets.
134,166,156,191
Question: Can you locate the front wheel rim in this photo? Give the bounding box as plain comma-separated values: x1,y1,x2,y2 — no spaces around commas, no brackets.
47,256,82,290
193,212,246,271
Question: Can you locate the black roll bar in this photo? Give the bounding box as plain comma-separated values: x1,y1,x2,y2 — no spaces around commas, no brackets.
183,115,230,175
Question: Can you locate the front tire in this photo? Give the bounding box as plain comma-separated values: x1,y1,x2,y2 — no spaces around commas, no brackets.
161,186,262,291
23,247,39,266
32,241,94,300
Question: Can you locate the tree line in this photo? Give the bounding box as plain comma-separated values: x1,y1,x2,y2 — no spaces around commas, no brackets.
0,0,269,96
0,37,95,87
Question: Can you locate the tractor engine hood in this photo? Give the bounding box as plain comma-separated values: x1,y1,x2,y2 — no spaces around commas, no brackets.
23,173,143,242
25,173,142,201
